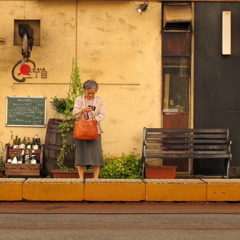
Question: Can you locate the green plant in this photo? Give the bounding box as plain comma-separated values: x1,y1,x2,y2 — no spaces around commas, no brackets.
56,58,84,171
99,149,142,179
50,97,68,114
0,160,5,172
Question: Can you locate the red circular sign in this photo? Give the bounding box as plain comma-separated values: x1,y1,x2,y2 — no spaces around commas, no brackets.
18,64,31,76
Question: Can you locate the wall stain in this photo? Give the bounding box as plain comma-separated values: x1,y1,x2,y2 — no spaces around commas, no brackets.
93,15,108,22
79,9,86,14
132,136,141,144
141,95,147,101
109,118,120,124
96,27,111,32
128,24,137,31
91,50,101,56
52,20,57,27
105,12,111,19
118,18,125,24
64,21,75,29
90,57,99,62
58,12,66,18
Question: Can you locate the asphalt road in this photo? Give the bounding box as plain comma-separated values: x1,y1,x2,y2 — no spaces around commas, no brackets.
0,202,240,240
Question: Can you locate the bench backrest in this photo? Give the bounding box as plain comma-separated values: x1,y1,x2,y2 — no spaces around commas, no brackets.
143,128,230,155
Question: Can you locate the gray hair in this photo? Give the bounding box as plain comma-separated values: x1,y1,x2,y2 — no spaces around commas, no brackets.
83,80,98,92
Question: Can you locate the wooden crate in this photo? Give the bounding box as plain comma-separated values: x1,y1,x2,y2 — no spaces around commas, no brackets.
5,163,40,176
3,144,44,177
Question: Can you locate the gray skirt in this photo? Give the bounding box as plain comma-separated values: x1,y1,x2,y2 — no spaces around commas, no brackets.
75,135,105,167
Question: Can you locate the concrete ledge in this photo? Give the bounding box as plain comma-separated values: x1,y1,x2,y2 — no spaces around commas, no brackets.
204,179,240,202
144,179,207,201
0,178,25,201
23,178,84,201
1,178,240,202
84,179,145,201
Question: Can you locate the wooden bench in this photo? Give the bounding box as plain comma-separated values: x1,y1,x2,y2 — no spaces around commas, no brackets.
142,128,232,178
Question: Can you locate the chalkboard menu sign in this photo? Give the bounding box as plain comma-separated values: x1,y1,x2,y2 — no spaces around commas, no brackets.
6,97,46,127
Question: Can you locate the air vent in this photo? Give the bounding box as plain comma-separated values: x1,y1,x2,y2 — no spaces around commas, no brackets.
163,4,192,31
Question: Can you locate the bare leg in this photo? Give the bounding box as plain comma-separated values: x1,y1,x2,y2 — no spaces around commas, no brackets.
77,166,85,179
93,166,100,179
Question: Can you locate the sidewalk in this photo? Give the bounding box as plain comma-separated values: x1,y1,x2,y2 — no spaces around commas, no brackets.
1,178,240,202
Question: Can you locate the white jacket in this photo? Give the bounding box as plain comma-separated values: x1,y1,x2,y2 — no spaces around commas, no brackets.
72,95,105,134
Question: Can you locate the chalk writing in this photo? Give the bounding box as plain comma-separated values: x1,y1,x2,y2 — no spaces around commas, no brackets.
6,97,46,127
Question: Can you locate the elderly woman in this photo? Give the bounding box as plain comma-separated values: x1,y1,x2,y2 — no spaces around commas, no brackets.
72,80,105,179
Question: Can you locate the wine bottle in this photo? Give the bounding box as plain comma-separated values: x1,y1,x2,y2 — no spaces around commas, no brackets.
9,138,14,149
37,136,41,149
12,152,18,164
26,137,32,149
25,149,30,164
33,138,38,150
32,137,39,150
31,150,37,164
7,155,12,164
13,136,19,149
19,137,26,149
18,150,24,164
12,139,16,149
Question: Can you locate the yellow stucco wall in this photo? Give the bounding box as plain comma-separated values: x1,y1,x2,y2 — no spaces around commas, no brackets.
0,1,162,157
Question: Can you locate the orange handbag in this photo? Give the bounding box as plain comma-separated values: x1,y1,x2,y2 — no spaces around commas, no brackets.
73,114,98,141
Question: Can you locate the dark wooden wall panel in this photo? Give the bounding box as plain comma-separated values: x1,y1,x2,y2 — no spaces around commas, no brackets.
163,114,189,128
194,2,240,175
163,32,190,56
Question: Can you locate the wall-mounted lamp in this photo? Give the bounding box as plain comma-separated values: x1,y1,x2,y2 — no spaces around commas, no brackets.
136,1,149,14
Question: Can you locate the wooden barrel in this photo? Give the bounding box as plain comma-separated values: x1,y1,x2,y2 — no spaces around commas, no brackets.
44,118,75,177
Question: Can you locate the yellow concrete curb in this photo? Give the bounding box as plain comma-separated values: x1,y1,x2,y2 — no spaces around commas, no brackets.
204,179,240,201
84,179,145,201
144,179,207,201
1,178,240,202
0,178,25,201
23,179,84,201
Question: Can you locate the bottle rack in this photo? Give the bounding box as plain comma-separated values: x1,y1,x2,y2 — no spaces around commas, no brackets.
3,144,44,177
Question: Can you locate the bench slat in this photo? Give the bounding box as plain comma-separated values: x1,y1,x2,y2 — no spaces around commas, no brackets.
145,128,228,133
145,139,228,144
145,154,230,159
145,150,228,154
146,145,228,150
146,133,227,139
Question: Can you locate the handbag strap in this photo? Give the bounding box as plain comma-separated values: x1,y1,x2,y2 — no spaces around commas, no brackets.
81,111,94,121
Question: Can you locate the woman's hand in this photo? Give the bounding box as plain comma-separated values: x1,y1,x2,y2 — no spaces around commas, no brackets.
81,107,92,114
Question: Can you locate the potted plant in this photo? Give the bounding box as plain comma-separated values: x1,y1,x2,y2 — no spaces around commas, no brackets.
48,58,85,177
144,164,177,179
50,96,68,118
52,166,94,178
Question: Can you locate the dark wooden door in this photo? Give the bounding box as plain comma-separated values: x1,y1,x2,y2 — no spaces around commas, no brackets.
162,32,191,173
